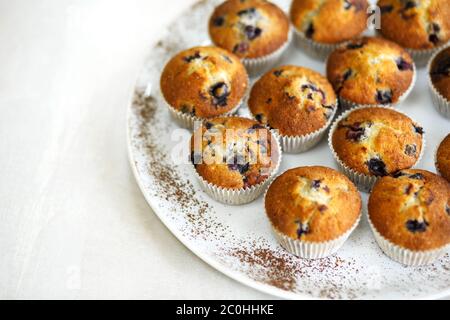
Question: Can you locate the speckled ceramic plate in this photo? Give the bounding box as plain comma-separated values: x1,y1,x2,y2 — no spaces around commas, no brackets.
127,0,450,300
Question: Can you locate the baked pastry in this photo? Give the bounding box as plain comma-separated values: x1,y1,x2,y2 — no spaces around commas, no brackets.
265,166,362,259
327,37,416,109
160,46,249,129
378,0,450,64
436,134,450,182
428,45,450,118
190,116,281,204
290,0,369,58
209,0,290,74
330,106,424,191
248,65,337,153
368,169,450,266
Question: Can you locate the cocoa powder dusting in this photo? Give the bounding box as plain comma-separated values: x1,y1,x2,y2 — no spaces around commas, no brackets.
131,91,229,241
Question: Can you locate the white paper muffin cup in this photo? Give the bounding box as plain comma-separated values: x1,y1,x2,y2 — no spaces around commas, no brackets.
263,175,361,259
272,217,361,259
336,63,417,113
328,105,426,193
242,29,293,77
427,44,450,119
164,76,250,130
367,215,449,266
274,101,337,154
293,27,349,61
407,47,443,68
192,130,282,205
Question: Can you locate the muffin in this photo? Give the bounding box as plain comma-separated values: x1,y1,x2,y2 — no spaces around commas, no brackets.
265,166,362,259
378,0,450,66
436,134,450,182
368,169,450,266
209,0,291,75
428,44,450,118
248,65,337,153
190,116,281,205
290,0,369,59
327,37,416,110
160,46,249,129
329,106,425,192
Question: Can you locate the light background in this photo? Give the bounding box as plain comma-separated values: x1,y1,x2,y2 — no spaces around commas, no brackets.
0,0,272,299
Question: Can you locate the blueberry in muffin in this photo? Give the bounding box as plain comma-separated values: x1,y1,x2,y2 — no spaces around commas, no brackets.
330,107,424,190
290,0,369,44
327,37,415,108
190,117,280,193
265,166,362,258
160,46,249,128
369,169,450,265
378,0,450,50
248,65,337,152
209,0,290,63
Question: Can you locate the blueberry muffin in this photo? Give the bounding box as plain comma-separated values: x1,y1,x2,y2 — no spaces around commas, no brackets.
208,0,290,73
160,46,249,128
327,37,415,108
190,117,280,204
436,134,450,182
369,169,450,265
248,65,337,153
378,0,450,51
265,166,362,258
330,107,424,190
290,0,369,58
429,45,450,117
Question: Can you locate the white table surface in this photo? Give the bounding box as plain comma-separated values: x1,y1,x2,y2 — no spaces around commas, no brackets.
0,0,272,299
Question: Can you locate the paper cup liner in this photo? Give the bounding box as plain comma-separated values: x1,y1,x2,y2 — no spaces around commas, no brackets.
367,215,449,266
164,76,250,130
293,27,349,61
257,100,338,154
434,142,443,178
262,170,361,259
427,44,450,119
407,42,450,68
328,105,426,193
336,63,417,113
192,129,282,205
242,29,293,77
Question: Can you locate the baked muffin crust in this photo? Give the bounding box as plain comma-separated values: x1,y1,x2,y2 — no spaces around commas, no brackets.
160,46,248,118
436,134,450,182
248,65,337,136
265,166,361,242
369,169,450,251
327,37,415,105
332,107,424,176
290,0,369,44
209,0,290,59
430,46,450,100
190,117,279,190
378,0,450,50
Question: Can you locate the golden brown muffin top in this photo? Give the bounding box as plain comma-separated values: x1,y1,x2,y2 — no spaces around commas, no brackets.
327,37,415,105
190,117,279,190
369,169,450,251
436,134,450,182
378,0,450,50
290,0,369,44
248,65,337,137
265,166,362,242
332,107,424,176
160,46,248,118
430,46,450,100
208,0,290,59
